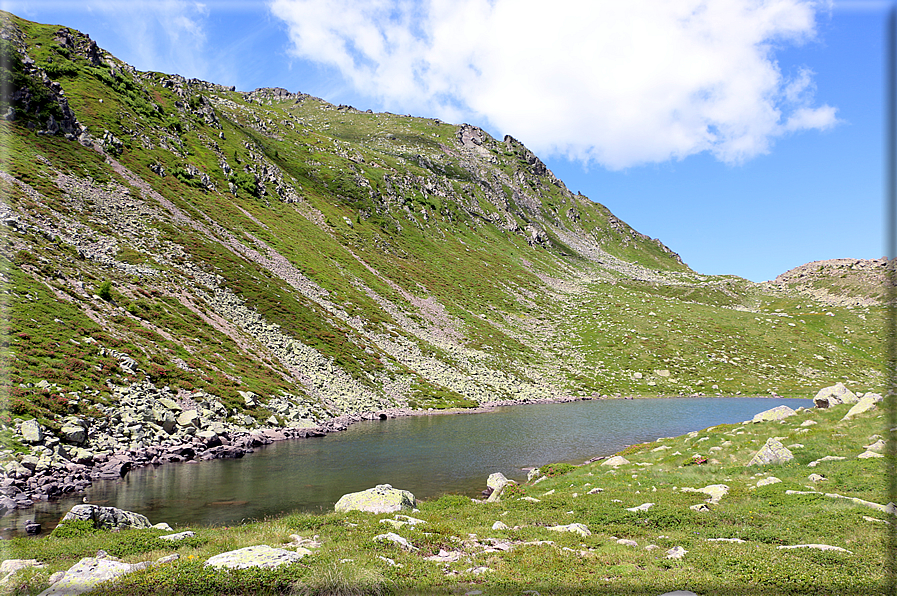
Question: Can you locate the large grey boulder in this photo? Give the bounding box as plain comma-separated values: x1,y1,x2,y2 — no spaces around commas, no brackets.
20,420,44,444
747,438,794,466
842,393,883,420
60,505,152,531
813,383,858,408
60,418,87,445
751,405,796,423
37,557,149,596
486,472,516,502
205,545,308,569
334,484,417,514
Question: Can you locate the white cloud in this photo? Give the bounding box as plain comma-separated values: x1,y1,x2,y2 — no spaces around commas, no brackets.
269,0,839,169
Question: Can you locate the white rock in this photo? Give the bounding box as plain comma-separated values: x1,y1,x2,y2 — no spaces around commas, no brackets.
665,546,688,559
626,502,654,512
777,544,852,553
547,523,591,537
601,456,630,467
205,545,308,569
373,532,416,551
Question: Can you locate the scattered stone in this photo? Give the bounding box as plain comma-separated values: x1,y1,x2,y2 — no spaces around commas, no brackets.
616,538,638,547
747,438,793,466
425,549,463,562
866,439,886,453
520,496,541,503
800,420,817,427
808,474,826,483
547,523,591,537
680,484,729,504
152,523,173,531
665,546,688,559
858,450,884,459
785,490,897,514
808,456,846,468
813,383,858,408
601,456,630,467
690,504,711,512
706,538,746,543
863,516,889,524
754,476,782,488
373,532,416,551
160,531,195,541
205,545,307,569
751,405,796,423
777,544,852,553
626,502,654,512
334,484,416,514
587,487,604,494
492,521,509,531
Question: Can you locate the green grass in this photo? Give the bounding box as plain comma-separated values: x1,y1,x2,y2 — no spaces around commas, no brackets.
2,402,887,595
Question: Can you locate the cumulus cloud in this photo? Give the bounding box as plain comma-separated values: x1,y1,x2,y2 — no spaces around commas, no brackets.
269,0,839,169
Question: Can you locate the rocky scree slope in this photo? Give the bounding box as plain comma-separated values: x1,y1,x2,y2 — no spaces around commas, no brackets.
0,13,885,506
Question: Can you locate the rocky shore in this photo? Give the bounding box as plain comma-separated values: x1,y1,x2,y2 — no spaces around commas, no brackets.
0,379,601,517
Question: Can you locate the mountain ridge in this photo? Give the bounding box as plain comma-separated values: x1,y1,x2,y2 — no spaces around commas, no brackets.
0,10,884,450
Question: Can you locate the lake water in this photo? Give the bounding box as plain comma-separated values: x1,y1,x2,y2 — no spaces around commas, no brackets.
4,397,808,535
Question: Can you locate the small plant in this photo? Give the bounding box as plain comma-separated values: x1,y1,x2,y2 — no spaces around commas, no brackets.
683,455,708,466
538,462,576,477
97,280,112,301
51,519,99,538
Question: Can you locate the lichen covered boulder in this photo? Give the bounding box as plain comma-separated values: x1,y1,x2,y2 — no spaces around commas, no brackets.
205,545,308,569
747,438,794,466
334,484,417,514
751,405,796,423
60,504,152,531
813,383,858,408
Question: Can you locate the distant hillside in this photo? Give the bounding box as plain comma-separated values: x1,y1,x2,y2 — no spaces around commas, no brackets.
770,258,888,307
0,10,884,440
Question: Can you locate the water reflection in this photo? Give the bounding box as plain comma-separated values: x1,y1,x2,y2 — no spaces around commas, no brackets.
2,397,807,536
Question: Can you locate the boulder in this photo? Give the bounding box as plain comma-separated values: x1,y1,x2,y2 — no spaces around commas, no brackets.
747,438,794,466
205,545,308,569
60,421,87,446
842,393,883,420
334,484,416,514
813,383,858,408
485,472,516,502
681,484,729,504
60,504,152,530
21,420,44,444
601,456,630,467
37,557,149,596
373,532,416,551
547,523,591,536
176,410,200,428
751,405,796,423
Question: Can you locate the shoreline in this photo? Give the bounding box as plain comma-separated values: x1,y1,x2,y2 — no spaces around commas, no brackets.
0,391,812,530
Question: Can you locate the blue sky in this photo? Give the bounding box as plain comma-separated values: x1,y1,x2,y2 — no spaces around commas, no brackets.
4,0,890,282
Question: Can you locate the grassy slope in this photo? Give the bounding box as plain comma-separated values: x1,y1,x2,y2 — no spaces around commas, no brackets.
1,401,888,595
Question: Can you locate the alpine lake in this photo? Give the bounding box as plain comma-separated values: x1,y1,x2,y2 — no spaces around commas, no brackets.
4,396,809,536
